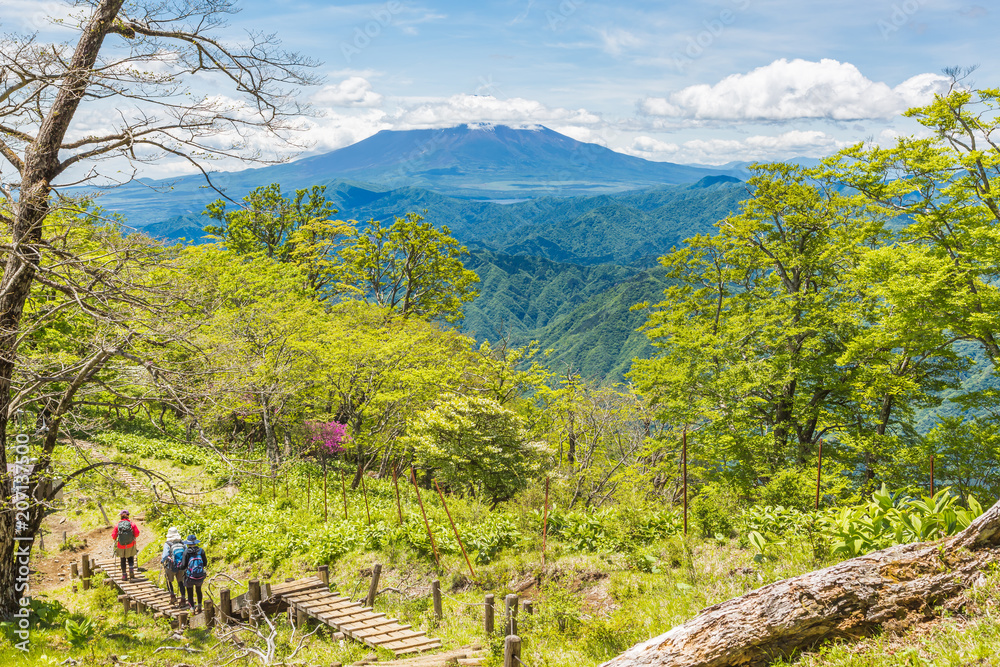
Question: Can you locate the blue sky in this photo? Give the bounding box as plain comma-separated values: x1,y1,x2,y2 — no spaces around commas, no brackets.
5,0,997,175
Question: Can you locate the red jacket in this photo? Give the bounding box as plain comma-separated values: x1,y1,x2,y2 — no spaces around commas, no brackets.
112,519,139,549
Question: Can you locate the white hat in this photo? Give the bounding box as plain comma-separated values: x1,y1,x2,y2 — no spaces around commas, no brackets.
166,526,182,542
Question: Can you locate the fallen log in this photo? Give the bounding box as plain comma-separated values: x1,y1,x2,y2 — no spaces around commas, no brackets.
602,498,1000,667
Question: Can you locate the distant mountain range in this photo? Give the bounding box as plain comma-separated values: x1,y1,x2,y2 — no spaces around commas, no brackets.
81,124,743,232
77,124,753,380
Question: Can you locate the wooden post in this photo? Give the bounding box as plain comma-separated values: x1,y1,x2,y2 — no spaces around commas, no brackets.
297,607,308,628
435,480,475,578
204,598,215,627
523,601,533,615
930,454,935,497
503,635,521,667
542,477,550,567
360,469,371,526
179,611,188,630
392,467,403,524
318,565,330,588
815,439,823,510
71,562,78,579
365,563,382,608
682,427,688,535
340,468,348,520
249,579,261,615
97,502,110,527
220,588,232,624
484,594,495,634
263,582,272,599
118,594,129,616
305,464,310,511
81,554,91,590
323,455,328,522
63,530,67,546
505,593,518,636
431,579,442,622
411,468,440,568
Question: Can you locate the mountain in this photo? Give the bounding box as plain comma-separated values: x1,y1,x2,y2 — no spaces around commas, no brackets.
82,125,742,230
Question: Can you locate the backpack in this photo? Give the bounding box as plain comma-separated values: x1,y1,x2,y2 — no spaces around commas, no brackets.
168,542,185,571
185,549,206,580
116,520,134,547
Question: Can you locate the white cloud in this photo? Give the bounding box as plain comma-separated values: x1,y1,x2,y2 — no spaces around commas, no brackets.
628,136,680,155
393,94,601,129
624,130,850,165
313,77,384,108
639,59,951,121
596,28,643,56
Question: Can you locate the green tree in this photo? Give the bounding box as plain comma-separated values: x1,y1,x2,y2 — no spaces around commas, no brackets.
630,164,959,491
204,184,351,297
335,213,479,323
823,77,1000,368
403,394,541,505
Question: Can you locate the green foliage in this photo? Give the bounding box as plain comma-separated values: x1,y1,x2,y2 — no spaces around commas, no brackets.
690,482,740,538
463,514,520,564
204,183,351,297
756,468,821,511
404,394,540,505
64,617,94,649
94,432,212,467
335,212,479,323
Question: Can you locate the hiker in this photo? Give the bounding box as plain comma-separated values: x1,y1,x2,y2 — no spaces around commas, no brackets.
160,526,186,606
181,534,207,613
112,509,140,581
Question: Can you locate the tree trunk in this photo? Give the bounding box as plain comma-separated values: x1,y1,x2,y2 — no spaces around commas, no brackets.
0,0,127,618
261,401,279,475
602,498,1000,667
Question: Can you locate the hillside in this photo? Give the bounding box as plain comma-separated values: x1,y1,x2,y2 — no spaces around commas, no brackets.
82,125,742,231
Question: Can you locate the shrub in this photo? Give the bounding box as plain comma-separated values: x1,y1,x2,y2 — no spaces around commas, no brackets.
691,482,740,538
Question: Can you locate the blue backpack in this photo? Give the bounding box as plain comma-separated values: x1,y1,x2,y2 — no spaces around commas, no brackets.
185,549,206,580
170,543,186,571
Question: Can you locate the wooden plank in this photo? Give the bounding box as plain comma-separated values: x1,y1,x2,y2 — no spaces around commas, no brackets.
324,610,383,626
284,590,342,605
270,578,325,595
322,607,378,623
350,618,404,635
294,597,355,614
369,629,426,646
390,640,443,655
366,625,418,639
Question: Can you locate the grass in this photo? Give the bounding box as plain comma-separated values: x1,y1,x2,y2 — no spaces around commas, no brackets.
8,427,997,666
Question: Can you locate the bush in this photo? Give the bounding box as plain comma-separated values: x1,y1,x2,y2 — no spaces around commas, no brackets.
691,482,740,538
755,468,817,511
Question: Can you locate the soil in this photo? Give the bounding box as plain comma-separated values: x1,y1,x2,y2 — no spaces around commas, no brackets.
32,510,163,594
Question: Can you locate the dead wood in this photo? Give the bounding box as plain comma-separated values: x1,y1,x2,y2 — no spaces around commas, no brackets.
601,498,1000,667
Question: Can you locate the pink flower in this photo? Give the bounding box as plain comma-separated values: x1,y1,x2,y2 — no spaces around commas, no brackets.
305,420,349,454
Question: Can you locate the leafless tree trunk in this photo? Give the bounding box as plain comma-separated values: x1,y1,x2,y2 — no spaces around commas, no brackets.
602,497,1000,667
0,0,317,616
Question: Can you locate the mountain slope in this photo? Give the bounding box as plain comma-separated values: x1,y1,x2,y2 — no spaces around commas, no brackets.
82,125,741,229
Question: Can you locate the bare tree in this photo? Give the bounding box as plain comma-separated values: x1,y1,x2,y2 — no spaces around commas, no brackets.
0,0,318,616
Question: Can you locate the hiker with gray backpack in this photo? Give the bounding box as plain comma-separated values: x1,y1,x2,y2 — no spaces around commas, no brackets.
160,526,186,606
180,534,207,613
112,509,140,581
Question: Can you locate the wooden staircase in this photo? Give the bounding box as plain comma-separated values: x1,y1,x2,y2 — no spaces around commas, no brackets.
270,576,443,656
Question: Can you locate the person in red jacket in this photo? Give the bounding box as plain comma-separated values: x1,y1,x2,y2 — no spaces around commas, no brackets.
112,509,140,581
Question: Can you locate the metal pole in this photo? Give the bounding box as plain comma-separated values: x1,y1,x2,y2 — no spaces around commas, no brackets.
411,468,440,568
341,468,349,520
682,427,688,535
815,439,823,511
392,466,403,524
322,455,328,522
360,468,371,526
434,480,475,578
541,476,550,567
930,454,935,497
